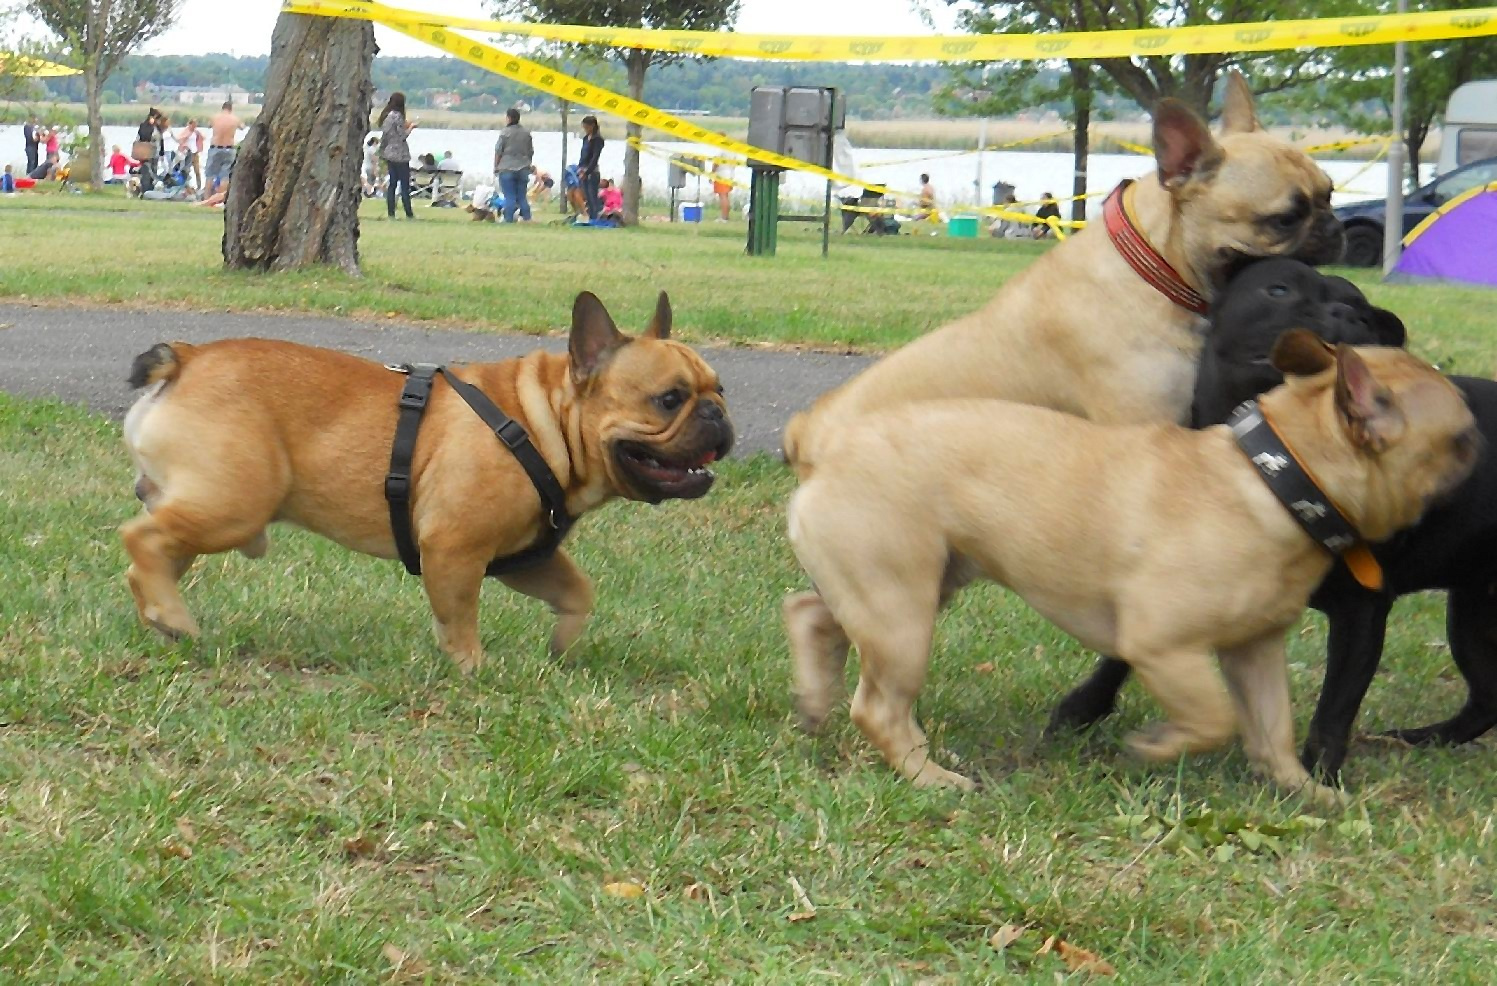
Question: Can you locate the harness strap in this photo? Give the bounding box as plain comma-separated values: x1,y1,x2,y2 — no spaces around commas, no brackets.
384,363,574,579
386,363,438,576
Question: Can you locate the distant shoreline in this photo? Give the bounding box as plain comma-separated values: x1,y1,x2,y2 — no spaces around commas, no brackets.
0,100,1407,159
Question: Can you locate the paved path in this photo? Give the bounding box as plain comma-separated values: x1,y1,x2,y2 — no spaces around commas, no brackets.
0,304,875,456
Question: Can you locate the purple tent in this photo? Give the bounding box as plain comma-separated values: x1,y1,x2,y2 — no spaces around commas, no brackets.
1389,181,1497,288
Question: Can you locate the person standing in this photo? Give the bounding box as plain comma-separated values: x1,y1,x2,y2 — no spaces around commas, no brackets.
576,114,604,224
712,159,734,221
205,101,242,196
174,118,204,192
378,91,418,220
914,173,936,221
493,107,534,223
135,109,159,192
22,115,40,175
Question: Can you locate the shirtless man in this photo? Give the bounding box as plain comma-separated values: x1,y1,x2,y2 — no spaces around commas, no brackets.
204,101,243,196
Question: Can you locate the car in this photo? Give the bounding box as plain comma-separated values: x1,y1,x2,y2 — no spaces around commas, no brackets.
1334,155,1497,266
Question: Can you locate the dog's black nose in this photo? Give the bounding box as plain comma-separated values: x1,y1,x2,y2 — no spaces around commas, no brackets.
1324,301,1364,326
697,401,725,422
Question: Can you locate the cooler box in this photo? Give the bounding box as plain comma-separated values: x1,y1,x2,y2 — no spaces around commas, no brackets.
15,177,37,189
947,215,979,238
679,202,703,223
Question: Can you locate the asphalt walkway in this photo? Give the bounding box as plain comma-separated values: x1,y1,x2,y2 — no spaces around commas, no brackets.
0,303,875,456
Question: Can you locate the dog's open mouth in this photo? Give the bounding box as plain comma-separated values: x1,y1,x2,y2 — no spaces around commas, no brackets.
614,440,726,500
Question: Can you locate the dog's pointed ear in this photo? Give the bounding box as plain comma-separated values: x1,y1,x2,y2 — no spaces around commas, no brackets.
1219,71,1261,135
1370,307,1407,348
1270,329,1336,377
643,290,671,340
570,291,628,383
1153,98,1224,189
1334,344,1405,452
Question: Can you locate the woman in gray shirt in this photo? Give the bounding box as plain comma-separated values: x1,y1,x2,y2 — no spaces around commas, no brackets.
493,108,534,222
378,92,418,219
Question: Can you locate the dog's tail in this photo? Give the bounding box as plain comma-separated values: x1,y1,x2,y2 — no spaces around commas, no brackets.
781,409,817,481
126,342,196,389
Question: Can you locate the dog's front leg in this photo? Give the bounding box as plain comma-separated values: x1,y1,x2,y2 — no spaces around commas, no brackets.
1218,631,1343,806
1301,591,1392,783
496,548,594,657
420,549,491,673
784,590,851,733
1123,648,1236,761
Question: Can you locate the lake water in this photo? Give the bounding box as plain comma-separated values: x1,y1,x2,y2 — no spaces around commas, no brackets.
1,123,1397,217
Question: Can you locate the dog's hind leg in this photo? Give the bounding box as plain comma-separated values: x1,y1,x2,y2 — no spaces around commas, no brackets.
496,548,595,658
1387,581,1497,747
1218,631,1343,806
784,590,850,733
121,499,268,640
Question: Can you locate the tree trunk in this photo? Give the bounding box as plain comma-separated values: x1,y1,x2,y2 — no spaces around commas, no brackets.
622,48,648,227
84,63,103,192
223,13,375,274
1068,60,1090,224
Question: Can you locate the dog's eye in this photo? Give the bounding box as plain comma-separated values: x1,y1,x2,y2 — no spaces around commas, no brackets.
1273,212,1301,230
656,389,687,412
1266,284,1290,298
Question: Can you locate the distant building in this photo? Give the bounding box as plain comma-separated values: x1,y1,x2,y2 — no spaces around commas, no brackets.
428,91,461,109
135,82,257,106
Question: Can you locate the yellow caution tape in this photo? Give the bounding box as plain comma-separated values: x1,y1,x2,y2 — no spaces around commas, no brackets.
371,15,896,198
627,137,752,191
284,0,1497,62
0,53,80,77
1301,134,1391,154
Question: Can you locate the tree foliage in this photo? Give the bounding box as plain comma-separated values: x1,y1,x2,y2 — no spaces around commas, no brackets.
489,0,741,224
1276,0,1497,187
27,0,185,188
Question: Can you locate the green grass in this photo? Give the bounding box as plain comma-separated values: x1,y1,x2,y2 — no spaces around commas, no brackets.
4,188,1495,365
2,393,1495,982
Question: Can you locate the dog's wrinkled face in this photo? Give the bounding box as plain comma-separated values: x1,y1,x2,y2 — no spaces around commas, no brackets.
1154,73,1345,287
568,292,734,503
1267,334,1480,538
1193,258,1407,425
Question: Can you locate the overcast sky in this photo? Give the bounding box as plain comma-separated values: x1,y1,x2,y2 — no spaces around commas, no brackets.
118,1,958,58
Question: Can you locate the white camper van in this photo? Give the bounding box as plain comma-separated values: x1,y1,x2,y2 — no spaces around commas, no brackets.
1437,80,1497,176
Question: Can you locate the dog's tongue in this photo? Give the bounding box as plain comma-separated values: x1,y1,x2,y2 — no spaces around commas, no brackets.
695,450,718,467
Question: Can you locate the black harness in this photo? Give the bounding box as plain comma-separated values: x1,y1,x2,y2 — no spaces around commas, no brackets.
1228,399,1360,555
384,363,573,577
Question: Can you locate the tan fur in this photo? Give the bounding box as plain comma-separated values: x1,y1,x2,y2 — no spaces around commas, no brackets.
121,297,731,672
785,344,1478,802
784,74,1340,479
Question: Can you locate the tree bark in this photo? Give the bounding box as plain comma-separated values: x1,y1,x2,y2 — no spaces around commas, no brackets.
622,47,647,227
84,62,104,191
223,13,375,275
1068,60,1090,225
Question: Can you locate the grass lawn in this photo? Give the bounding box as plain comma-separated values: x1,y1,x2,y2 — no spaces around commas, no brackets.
2,189,1495,980
2,391,1495,982
5,188,1492,368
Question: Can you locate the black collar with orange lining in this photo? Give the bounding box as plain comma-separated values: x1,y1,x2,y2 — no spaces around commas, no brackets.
1227,399,1384,591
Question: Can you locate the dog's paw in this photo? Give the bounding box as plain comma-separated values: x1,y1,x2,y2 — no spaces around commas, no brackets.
1125,722,1191,762
908,761,978,792
143,607,200,641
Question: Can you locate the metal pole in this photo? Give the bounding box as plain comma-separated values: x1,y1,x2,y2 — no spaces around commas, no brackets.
559,98,570,215
975,66,990,209
1382,0,1408,274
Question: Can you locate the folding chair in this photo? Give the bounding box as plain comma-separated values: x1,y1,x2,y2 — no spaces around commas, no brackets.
434,170,462,207
410,170,437,201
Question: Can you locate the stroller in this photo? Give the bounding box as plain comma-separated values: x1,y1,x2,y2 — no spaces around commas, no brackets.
132,149,194,200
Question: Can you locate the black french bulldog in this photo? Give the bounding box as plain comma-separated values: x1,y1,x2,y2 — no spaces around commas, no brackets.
1050,258,1497,783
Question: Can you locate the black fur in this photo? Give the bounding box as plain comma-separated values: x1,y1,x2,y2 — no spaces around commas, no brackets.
1049,259,1497,783
127,343,177,389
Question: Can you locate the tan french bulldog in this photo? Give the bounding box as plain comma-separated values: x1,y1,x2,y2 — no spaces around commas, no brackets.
784,335,1478,803
121,292,733,671
783,73,1344,475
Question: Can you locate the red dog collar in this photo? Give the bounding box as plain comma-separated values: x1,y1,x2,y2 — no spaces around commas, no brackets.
1103,180,1210,317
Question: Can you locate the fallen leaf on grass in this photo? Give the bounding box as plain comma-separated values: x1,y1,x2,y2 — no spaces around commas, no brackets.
175,817,198,845
787,910,817,923
1039,935,1115,976
787,874,816,922
158,841,192,860
602,881,645,899
382,943,429,980
683,882,710,902
343,835,378,858
973,662,996,674
989,924,1026,951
